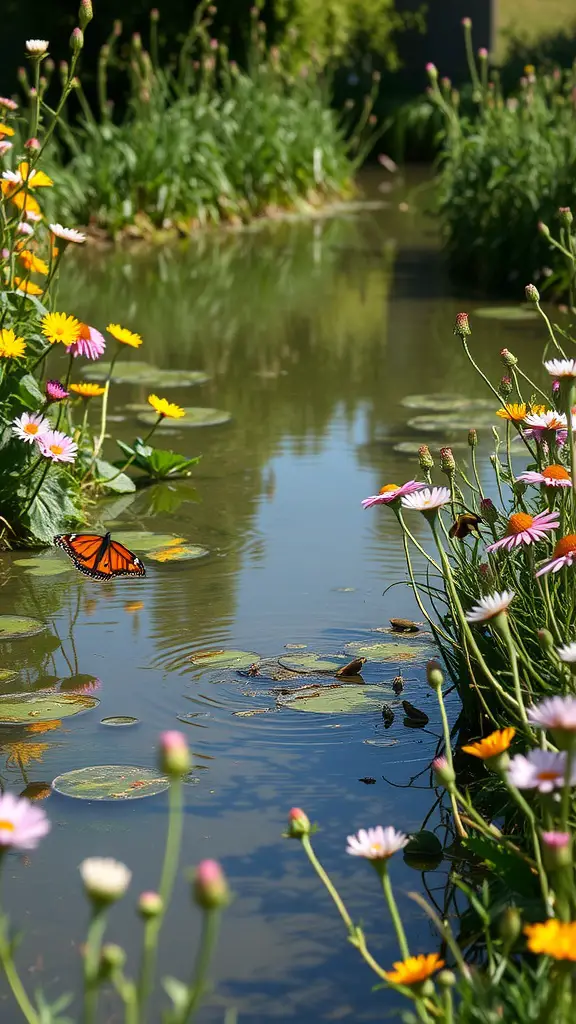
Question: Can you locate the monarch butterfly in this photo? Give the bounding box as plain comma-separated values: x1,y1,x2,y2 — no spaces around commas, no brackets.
54,532,146,581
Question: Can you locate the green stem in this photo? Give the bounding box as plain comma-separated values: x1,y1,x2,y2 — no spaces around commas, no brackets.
493,614,530,729
435,685,467,838
177,910,221,1023
566,383,576,521
83,907,107,1024
380,867,410,960
0,911,39,1024
300,833,353,930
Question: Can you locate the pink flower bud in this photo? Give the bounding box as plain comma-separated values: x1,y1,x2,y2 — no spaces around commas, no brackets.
453,312,471,337
24,137,40,151
158,731,191,777
461,16,472,28
542,831,572,869
478,47,488,59
286,807,310,838
193,859,229,909
138,890,163,918
425,62,438,78
525,283,539,302
150,8,160,21
500,347,518,367
210,38,219,50
432,756,455,788
70,27,84,53
79,0,93,30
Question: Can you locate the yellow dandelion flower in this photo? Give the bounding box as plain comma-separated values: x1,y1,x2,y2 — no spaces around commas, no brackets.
42,312,81,346
69,382,106,398
18,249,49,275
106,323,143,348
0,124,15,138
524,920,576,960
2,184,41,217
462,727,516,760
496,403,546,422
14,276,43,296
524,64,535,76
0,328,26,358
384,954,445,986
15,162,53,188
147,394,186,419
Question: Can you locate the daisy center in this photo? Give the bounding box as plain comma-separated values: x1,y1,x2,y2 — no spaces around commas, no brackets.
507,512,534,535
379,484,400,494
24,423,39,435
0,820,14,832
49,444,64,456
78,323,91,340
370,843,384,855
553,535,576,558
537,771,562,782
543,465,570,480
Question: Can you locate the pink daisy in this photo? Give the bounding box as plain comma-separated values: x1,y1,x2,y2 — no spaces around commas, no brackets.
12,411,50,444
523,410,567,445
536,535,576,576
38,429,78,463
507,749,575,793
515,465,572,488
485,510,559,553
362,480,424,509
0,791,50,850
46,379,69,402
66,322,106,360
0,98,18,111
527,696,576,732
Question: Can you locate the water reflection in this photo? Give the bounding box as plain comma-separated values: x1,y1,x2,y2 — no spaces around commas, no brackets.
0,177,552,1019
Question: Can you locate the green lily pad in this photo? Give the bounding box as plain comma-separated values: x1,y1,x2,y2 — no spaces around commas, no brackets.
404,830,443,870
51,764,169,801
189,649,259,669
15,556,74,577
101,716,139,727
474,306,537,321
277,653,348,674
0,616,46,640
83,361,209,387
0,691,99,724
392,440,469,455
112,531,187,552
400,394,494,413
407,413,496,434
137,407,231,429
277,683,392,714
344,641,429,661
147,544,209,563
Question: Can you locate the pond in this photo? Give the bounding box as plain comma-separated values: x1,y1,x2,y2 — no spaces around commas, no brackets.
0,170,548,1021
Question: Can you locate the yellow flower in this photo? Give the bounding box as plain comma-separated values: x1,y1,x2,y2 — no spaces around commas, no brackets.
106,323,143,348
524,64,535,76
384,954,445,986
0,328,26,358
18,249,49,275
496,403,545,422
42,311,81,346
524,920,576,960
462,727,516,760
0,124,15,138
2,184,41,217
14,162,53,188
14,276,43,296
147,394,186,419
69,382,106,398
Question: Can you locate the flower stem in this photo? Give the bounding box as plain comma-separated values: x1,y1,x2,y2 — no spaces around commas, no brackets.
83,907,107,1024
380,867,410,960
176,910,221,1023
435,685,467,838
0,912,39,1024
300,833,353,931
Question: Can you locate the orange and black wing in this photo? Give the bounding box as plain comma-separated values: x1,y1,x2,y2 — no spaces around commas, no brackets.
54,533,146,581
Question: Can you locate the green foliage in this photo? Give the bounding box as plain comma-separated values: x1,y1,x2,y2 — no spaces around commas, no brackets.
116,439,201,480
273,0,401,67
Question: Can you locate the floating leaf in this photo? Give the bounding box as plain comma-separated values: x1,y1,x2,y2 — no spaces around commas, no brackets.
83,361,209,387
404,830,443,870
277,683,393,714
277,653,348,674
137,407,232,429
112,531,186,552
233,708,272,717
52,764,169,800
400,394,493,413
14,557,73,577
0,691,99,724
189,649,259,669
473,306,537,321
147,544,209,563
0,616,46,640
59,673,101,693
402,700,429,725
344,641,429,661
101,716,139,727
407,413,496,434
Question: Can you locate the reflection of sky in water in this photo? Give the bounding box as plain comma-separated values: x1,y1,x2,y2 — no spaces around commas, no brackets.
0,176,552,1019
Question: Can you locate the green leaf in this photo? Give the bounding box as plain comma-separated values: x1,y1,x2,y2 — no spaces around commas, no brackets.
462,836,537,899
94,459,136,493
162,976,189,1011
116,439,200,479
23,471,82,543
16,373,44,410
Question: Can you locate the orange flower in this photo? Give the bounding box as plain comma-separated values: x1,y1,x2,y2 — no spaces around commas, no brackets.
525,920,576,960
384,954,445,986
14,277,43,296
0,124,15,138
496,403,545,422
462,727,516,760
18,249,49,275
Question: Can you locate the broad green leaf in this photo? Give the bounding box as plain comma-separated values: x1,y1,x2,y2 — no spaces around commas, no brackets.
95,459,136,494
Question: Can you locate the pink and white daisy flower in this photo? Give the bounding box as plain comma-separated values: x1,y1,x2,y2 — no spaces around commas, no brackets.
465,590,515,623
485,510,559,553
66,322,105,360
16,222,34,236
24,209,41,223
535,535,576,576
346,825,409,861
542,831,571,849
507,749,576,793
362,480,424,509
400,486,451,512
516,464,572,488
523,409,568,445
0,141,12,157
12,411,50,444
0,791,50,850
38,429,77,463
544,359,576,378
49,224,86,245
0,98,18,111
25,40,49,55
80,857,131,903
557,642,576,663
528,696,576,732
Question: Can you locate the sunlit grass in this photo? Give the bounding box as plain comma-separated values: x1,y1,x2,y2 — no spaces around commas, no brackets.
496,0,576,60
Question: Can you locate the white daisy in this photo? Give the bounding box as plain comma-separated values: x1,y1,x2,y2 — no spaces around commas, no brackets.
12,412,50,444
400,486,451,512
544,359,576,378
346,826,409,861
528,696,576,732
79,857,131,903
465,591,515,623
507,749,575,793
25,40,49,55
557,643,576,663
49,224,86,244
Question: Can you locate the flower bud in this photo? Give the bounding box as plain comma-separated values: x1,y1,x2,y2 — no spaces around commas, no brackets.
420,980,435,999
453,312,471,337
437,969,457,988
499,906,522,946
478,47,488,60
137,891,163,919
439,447,455,474
24,137,40,151
559,206,573,226
150,8,160,21
432,755,455,788
100,944,126,971
479,497,498,525
80,857,131,906
59,60,69,84
425,62,438,81
537,628,554,652
500,347,518,367
286,807,311,838
426,660,444,690
542,831,572,870
418,444,434,470
192,859,230,910
498,376,513,400
70,27,84,53
468,428,478,448
113,19,123,36
17,66,29,89
158,731,191,777
538,221,551,238
525,283,540,303
79,0,93,30
461,16,472,28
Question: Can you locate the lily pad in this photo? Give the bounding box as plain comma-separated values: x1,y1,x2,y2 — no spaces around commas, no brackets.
189,649,260,669
83,361,209,387
112,531,186,552
0,616,46,640
407,413,496,434
147,544,209,563
15,557,74,577
0,691,99,724
277,653,348,674
101,716,139,727
344,641,429,661
393,440,469,455
400,394,494,413
404,830,443,870
474,306,537,321
137,407,232,429
51,764,169,800
277,683,393,714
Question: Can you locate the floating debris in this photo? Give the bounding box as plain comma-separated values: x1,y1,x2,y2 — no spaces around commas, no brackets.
52,765,170,801
402,700,429,726
336,657,367,678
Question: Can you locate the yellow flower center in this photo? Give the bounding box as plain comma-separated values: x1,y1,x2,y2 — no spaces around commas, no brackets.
49,444,64,456
537,771,562,781
543,465,570,480
379,484,400,494
506,512,534,535
553,535,576,558
0,821,15,832
24,423,39,435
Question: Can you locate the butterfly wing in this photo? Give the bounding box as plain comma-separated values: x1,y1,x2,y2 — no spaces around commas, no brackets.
54,534,146,581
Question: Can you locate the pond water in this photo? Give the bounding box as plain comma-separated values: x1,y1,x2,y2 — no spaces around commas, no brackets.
0,170,549,1021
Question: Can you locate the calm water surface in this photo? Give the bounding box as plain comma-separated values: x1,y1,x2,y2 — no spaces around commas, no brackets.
0,171,548,1021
